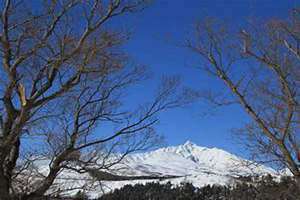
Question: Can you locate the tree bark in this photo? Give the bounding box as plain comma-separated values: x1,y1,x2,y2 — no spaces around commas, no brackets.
0,169,11,200
296,175,300,190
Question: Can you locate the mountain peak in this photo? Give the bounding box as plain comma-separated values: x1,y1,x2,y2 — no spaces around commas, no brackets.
183,140,195,147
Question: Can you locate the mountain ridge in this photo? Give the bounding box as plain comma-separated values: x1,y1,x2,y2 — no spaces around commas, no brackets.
121,141,276,178
36,141,278,198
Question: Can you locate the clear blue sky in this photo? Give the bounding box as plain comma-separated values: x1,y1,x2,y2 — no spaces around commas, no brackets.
105,0,300,156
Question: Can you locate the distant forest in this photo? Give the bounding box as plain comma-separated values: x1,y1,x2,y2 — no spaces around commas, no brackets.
97,175,299,200
45,175,297,200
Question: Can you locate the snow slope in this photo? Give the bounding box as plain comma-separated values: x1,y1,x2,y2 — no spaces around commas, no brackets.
122,141,275,177
33,141,277,198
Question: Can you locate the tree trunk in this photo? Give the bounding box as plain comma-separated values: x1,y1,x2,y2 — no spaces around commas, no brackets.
0,170,11,200
296,175,300,190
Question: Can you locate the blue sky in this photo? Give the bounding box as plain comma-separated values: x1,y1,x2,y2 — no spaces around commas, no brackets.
104,0,299,157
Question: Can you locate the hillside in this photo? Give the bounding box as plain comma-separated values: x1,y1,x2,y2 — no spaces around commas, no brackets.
36,141,278,198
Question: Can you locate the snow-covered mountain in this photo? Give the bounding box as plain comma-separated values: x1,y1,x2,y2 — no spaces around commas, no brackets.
35,141,278,198
122,141,275,178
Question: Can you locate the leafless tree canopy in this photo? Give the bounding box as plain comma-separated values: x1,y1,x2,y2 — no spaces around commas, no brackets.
0,0,191,199
186,10,299,180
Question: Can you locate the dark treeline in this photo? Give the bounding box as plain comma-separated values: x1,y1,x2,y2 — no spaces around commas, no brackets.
31,175,299,200
98,175,299,200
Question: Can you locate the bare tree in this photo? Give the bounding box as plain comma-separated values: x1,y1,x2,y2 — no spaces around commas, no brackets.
0,1,191,199
185,10,299,182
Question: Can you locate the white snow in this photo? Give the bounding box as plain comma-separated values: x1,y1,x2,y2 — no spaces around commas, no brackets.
28,141,278,198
